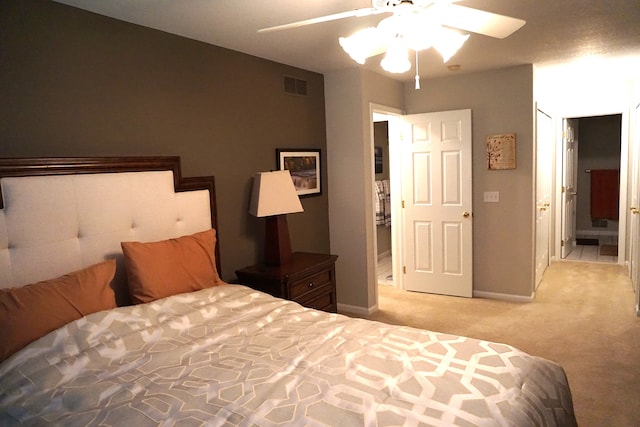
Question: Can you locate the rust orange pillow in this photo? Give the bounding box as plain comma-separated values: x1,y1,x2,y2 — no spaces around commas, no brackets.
121,229,223,304
0,259,117,363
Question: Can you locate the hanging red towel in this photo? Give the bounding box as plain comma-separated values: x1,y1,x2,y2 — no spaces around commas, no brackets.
590,169,619,220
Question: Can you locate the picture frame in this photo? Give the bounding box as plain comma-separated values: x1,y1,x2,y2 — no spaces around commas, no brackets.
486,133,517,170
276,149,321,197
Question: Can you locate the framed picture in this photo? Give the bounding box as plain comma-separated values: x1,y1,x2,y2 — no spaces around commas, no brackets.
276,149,321,197
486,133,516,170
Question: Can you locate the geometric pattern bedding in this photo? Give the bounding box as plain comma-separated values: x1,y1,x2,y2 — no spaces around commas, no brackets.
0,285,576,426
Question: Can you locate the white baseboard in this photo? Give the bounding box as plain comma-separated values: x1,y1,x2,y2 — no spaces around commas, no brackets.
340,292,534,314
377,250,391,260
337,302,378,316
343,290,630,312
473,290,534,303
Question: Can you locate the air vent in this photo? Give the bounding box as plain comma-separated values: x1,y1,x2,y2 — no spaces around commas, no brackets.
283,76,307,96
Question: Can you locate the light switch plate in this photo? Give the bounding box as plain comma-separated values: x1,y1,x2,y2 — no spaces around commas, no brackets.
484,191,499,203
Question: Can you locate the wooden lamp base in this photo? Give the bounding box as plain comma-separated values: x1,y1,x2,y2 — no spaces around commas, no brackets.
264,214,293,266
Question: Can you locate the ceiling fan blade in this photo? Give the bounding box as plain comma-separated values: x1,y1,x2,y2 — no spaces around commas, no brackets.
440,4,525,39
258,8,385,33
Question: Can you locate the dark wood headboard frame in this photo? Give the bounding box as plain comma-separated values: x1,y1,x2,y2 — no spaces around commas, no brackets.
0,156,221,275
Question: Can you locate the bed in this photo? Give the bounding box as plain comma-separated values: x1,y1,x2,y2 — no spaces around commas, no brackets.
0,157,577,426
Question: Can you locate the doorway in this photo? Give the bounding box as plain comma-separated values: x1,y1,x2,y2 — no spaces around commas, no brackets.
372,107,403,294
561,114,623,263
373,120,394,287
370,106,474,297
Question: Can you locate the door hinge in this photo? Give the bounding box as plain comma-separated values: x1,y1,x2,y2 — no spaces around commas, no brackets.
403,266,406,274
562,186,565,193
561,240,565,247
402,200,405,208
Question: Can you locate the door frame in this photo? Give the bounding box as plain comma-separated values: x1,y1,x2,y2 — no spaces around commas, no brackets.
630,101,640,316
369,104,474,295
553,110,629,265
370,104,405,293
535,107,553,288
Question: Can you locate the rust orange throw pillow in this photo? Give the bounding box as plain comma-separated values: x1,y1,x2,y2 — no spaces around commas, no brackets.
121,229,223,304
0,259,117,363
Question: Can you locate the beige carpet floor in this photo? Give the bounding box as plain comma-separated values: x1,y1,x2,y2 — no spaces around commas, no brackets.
349,261,640,426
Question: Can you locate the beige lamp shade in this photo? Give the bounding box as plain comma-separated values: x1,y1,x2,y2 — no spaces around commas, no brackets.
249,170,303,217
249,170,303,266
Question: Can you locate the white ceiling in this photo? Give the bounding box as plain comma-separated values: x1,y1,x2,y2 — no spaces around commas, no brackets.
53,0,640,81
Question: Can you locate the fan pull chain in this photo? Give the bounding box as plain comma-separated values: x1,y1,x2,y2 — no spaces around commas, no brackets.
414,50,421,90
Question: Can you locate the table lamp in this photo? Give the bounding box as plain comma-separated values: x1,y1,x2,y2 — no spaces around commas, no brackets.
249,170,303,266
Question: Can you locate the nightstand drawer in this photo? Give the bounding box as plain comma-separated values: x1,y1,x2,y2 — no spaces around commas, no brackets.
298,288,335,312
289,269,332,300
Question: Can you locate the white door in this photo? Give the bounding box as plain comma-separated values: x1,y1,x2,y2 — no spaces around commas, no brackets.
401,109,473,297
561,118,578,259
535,109,553,287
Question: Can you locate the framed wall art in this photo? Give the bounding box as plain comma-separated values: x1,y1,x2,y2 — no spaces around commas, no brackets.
276,149,321,197
486,133,516,170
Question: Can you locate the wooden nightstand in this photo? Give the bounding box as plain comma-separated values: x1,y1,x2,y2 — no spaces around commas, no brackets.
235,252,338,313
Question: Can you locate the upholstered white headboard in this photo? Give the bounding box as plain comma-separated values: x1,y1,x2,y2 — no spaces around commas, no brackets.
0,157,219,305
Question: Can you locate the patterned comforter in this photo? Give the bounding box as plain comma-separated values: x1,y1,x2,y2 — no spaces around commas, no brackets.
0,285,576,426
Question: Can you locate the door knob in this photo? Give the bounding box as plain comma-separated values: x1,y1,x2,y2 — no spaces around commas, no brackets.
463,211,471,218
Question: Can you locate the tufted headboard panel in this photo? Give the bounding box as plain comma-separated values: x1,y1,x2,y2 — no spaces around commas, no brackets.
0,157,219,306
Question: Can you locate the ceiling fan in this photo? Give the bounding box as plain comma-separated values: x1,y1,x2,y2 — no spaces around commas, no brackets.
259,0,526,84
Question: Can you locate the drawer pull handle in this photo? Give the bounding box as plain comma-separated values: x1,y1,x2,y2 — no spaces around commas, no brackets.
308,282,314,288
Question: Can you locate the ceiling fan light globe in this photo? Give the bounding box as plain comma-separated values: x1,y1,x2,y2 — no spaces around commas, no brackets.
339,38,367,64
376,13,405,38
338,27,386,64
381,38,411,73
339,27,386,64
434,28,469,62
404,26,436,51
377,9,438,52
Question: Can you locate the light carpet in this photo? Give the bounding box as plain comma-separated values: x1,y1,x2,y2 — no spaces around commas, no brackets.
348,261,640,426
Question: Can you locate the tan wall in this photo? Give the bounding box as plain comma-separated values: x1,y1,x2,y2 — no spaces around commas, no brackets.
1,1,540,307
0,1,330,280
405,65,535,297
325,68,369,308
325,68,405,309
326,65,535,308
